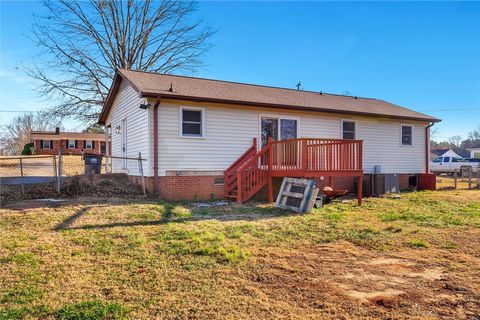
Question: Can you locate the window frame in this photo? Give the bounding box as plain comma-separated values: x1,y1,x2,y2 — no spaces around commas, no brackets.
400,124,414,147
341,120,357,140
41,140,51,149
85,140,93,149
67,139,76,149
179,106,206,139
258,114,300,148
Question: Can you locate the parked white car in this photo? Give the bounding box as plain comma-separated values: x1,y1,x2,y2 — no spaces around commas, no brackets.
431,156,480,175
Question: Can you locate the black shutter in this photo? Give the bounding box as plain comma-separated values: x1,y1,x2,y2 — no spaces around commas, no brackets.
39,140,43,149
50,140,53,150
75,140,78,148
84,140,86,148
92,141,95,149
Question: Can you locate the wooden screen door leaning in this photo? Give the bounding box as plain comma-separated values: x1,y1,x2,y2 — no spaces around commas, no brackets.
261,116,298,147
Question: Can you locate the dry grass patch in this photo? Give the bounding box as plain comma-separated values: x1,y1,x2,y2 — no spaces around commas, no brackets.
0,190,479,319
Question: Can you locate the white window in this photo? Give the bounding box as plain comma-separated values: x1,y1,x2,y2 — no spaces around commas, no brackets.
180,107,205,138
68,140,76,149
260,115,299,147
85,140,93,149
41,140,51,149
342,120,356,140
401,125,413,146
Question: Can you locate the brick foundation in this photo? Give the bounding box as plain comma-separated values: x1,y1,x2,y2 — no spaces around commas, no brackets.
142,175,225,201
140,173,417,201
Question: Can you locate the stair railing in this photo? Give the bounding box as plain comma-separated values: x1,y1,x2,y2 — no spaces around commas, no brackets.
224,138,257,197
236,144,270,203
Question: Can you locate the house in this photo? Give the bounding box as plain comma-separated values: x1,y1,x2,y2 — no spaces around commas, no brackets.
430,148,461,159
30,128,107,156
467,147,480,158
98,69,440,202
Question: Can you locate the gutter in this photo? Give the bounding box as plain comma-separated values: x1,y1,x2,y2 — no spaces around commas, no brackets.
425,122,435,173
153,99,160,195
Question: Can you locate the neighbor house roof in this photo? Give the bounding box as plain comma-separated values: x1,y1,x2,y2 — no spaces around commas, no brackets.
30,131,105,141
98,69,441,124
431,149,451,157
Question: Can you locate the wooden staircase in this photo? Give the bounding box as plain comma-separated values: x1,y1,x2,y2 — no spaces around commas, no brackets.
224,138,266,203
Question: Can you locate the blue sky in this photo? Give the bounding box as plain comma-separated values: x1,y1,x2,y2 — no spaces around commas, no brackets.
1,1,479,140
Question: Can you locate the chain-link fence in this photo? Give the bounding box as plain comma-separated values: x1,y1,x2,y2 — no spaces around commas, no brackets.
0,153,147,202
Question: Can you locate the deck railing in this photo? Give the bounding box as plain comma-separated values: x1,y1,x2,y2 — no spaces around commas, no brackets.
270,138,363,173
225,137,363,203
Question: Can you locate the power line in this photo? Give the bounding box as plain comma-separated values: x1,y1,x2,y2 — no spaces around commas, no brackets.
0,110,39,113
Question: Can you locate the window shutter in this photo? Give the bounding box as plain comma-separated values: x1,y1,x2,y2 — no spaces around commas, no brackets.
75,140,78,148
50,140,53,150
40,140,43,149
84,140,86,148
92,141,95,149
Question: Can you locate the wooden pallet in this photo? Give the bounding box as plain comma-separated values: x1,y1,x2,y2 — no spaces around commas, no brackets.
275,178,316,213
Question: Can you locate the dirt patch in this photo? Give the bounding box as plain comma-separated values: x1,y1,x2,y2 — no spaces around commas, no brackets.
239,242,479,319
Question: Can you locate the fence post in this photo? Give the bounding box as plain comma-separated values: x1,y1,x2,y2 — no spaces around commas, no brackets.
454,169,458,189
19,158,25,194
477,164,480,189
468,169,472,189
57,149,62,192
53,155,57,193
138,152,146,195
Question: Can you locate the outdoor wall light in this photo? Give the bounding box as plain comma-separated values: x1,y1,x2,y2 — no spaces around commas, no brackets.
115,126,121,134
139,102,150,110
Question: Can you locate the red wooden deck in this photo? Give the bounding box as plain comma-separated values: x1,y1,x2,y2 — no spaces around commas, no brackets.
224,138,363,205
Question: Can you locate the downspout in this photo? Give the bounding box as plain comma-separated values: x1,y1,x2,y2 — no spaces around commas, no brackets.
153,99,160,195
425,122,434,173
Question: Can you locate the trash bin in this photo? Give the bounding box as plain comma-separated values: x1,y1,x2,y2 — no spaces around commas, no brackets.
84,154,103,174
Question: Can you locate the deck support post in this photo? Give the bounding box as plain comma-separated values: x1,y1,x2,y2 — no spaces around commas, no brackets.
237,171,242,203
357,174,363,205
267,137,274,203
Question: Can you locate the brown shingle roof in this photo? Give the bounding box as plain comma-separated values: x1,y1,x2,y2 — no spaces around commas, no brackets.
99,69,440,124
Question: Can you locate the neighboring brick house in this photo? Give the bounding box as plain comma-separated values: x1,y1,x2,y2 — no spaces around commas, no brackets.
30,128,107,156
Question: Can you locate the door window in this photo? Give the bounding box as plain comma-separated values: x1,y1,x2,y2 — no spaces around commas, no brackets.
280,119,297,140
261,118,278,147
261,116,298,147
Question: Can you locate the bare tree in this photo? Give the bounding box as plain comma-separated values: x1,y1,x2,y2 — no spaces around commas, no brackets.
467,126,480,141
24,0,214,123
447,135,463,149
0,113,60,155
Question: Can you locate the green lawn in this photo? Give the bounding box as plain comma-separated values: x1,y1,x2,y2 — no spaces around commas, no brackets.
1,190,479,319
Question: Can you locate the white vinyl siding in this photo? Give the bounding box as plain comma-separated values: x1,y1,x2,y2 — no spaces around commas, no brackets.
156,100,427,175
105,80,150,176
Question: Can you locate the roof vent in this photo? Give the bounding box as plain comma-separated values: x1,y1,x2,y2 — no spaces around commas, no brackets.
354,96,358,99
169,83,174,92
319,91,323,95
